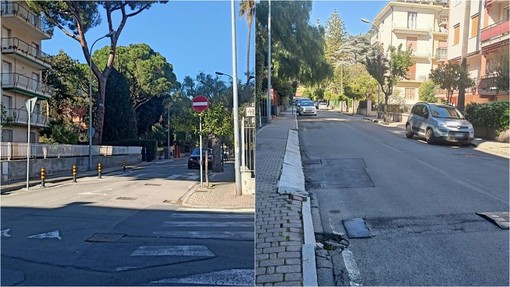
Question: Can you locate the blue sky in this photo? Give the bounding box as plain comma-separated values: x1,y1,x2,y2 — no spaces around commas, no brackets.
42,1,388,83
43,1,254,83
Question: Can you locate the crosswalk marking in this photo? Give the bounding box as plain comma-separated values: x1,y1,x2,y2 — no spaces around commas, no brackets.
167,174,181,180
152,231,254,240
130,245,215,257
150,269,254,286
187,175,199,180
28,230,62,240
163,221,253,228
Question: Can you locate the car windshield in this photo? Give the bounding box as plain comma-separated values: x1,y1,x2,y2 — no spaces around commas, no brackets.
301,101,314,106
430,106,464,119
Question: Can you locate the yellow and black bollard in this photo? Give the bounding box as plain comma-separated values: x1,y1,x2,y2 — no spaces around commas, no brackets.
72,164,77,182
40,167,46,188
98,163,102,179
123,160,126,172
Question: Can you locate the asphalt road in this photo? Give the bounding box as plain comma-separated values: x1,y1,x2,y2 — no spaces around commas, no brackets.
1,158,254,286
299,110,509,286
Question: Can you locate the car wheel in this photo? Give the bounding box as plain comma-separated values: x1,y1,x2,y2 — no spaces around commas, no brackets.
425,128,435,144
187,163,192,169
405,124,414,138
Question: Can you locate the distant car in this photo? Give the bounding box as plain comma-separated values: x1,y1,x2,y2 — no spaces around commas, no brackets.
318,102,328,110
405,102,474,145
296,98,313,112
298,100,317,116
188,147,213,169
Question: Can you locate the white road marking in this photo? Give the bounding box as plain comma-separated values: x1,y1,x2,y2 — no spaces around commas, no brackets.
167,213,253,219
28,230,62,240
130,245,214,257
342,250,362,286
187,175,199,180
152,231,254,240
79,188,112,195
162,221,253,228
150,268,254,286
1,229,11,237
167,174,181,180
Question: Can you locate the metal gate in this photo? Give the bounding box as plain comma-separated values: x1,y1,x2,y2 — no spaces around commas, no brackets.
241,116,255,175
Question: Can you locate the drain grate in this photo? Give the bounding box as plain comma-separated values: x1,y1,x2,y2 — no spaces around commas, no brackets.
476,212,509,229
145,183,162,186
116,197,137,201
86,233,125,243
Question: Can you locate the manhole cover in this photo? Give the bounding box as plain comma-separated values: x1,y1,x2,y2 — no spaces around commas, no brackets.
86,233,125,242
342,218,372,239
476,212,509,229
329,210,341,214
116,197,137,200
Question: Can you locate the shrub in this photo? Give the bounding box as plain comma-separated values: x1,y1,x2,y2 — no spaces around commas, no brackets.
105,139,157,162
465,101,510,135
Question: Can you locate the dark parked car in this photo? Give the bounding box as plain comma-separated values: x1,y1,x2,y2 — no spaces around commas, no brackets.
405,102,474,145
188,147,213,169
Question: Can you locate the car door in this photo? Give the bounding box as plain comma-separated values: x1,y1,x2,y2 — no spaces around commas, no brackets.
409,104,423,133
416,105,430,136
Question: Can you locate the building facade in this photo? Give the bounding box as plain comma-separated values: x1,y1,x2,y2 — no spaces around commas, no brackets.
370,0,449,109
1,1,52,143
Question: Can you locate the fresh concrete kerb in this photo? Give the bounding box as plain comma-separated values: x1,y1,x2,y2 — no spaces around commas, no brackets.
277,123,318,286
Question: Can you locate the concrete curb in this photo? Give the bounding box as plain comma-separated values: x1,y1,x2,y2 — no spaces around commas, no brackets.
277,115,318,286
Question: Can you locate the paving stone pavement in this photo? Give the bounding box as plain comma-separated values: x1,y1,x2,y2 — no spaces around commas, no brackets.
256,112,306,286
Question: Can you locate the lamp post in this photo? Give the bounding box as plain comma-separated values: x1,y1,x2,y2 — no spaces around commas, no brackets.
216,79,241,195
88,31,115,171
361,18,382,119
267,0,272,124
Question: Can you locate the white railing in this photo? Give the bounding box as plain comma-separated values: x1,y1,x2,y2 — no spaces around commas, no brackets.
0,142,142,160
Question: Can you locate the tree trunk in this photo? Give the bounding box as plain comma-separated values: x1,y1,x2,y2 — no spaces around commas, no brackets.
383,94,389,122
211,136,223,172
93,76,108,145
458,0,471,111
246,21,252,84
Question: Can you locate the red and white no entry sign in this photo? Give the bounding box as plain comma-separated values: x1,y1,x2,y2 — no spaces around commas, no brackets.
192,95,208,113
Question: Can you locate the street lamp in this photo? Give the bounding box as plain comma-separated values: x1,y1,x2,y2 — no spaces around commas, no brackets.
88,31,115,171
361,18,382,119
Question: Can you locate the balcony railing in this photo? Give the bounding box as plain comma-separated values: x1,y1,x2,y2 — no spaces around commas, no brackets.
393,23,431,34
478,76,509,93
480,19,510,42
1,37,51,68
1,73,53,98
1,2,52,37
3,107,49,126
435,47,447,60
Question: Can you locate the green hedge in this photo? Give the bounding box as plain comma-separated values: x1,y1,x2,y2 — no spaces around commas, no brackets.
105,139,157,162
465,101,510,135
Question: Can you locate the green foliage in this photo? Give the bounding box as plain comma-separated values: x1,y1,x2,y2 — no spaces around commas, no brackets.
429,63,474,103
324,9,348,65
1,104,13,128
39,119,80,144
202,102,233,143
418,80,437,103
490,52,509,93
364,44,414,106
103,69,138,142
465,101,510,134
94,43,176,110
137,96,165,139
343,65,379,101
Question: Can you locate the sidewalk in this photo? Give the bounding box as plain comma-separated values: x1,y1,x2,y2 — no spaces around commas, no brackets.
255,112,311,286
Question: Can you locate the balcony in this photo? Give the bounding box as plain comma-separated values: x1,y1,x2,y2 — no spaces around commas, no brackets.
412,50,431,59
1,2,52,39
3,107,49,127
1,73,53,99
478,76,508,95
1,38,52,69
480,19,510,45
393,23,431,36
435,47,447,61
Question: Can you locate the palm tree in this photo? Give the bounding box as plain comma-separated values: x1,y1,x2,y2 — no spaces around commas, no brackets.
239,0,255,84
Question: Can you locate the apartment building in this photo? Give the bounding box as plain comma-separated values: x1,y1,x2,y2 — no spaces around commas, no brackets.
370,0,449,109
1,1,52,143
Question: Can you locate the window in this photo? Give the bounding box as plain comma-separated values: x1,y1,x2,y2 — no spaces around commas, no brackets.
2,95,12,116
407,37,418,51
2,61,12,85
504,6,509,21
408,64,416,80
405,88,416,100
471,14,479,38
453,24,460,45
408,12,418,29
2,129,13,142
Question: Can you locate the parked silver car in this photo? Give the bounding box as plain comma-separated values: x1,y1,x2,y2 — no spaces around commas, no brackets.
405,102,474,145
298,100,317,116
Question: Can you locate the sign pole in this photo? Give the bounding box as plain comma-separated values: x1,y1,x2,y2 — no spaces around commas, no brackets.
199,114,203,188
25,98,37,190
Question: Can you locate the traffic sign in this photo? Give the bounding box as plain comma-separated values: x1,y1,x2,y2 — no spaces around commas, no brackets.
192,96,208,113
